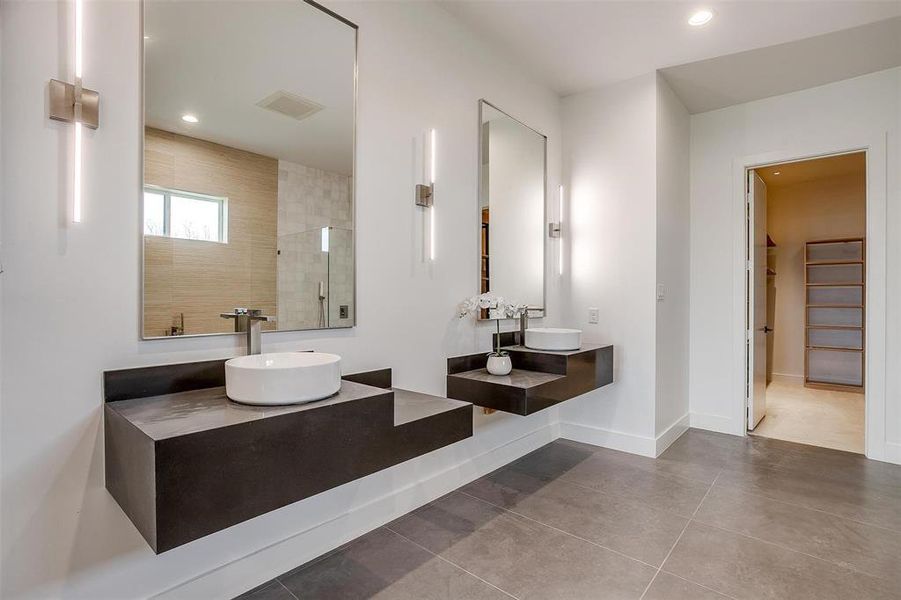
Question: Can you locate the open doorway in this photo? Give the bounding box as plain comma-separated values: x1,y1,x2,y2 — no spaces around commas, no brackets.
746,152,866,454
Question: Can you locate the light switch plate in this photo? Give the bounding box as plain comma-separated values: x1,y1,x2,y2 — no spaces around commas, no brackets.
588,307,599,324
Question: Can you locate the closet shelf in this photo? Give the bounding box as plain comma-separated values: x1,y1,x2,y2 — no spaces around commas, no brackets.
806,304,864,308
806,345,863,352
805,259,865,266
804,237,865,392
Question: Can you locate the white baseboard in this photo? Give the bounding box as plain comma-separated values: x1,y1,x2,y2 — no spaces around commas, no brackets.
155,424,556,600
881,442,901,465
558,421,657,457
655,414,690,457
689,412,741,435
771,373,804,384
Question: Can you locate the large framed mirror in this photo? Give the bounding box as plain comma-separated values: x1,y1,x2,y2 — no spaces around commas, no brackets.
478,100,547,318
141,0,356,338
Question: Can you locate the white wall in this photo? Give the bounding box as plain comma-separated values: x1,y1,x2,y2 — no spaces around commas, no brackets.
558,74,659,452
689,68,901,463
654,74,691,440
767,173,866,379
557,73,691,456
0,1,562,598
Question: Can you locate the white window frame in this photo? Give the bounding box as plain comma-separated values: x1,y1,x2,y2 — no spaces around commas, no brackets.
143,185,228,243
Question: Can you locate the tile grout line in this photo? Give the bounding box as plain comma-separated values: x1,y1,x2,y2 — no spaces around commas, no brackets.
456,489,660,570
382,526,521,600
275,579,300,600
688,517,898,585
657,570,740,600
536,469,704,522
639,470,723,600
713,478,901,535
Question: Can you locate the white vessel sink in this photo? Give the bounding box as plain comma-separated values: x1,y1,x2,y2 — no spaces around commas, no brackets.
524,328,582,351
225,352,341,405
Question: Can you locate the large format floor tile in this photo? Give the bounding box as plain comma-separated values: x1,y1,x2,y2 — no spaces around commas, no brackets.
461,466,687,566
234,430,901,600
694,485,901,584
715,461,901,531
278,528,510,600
387,491,657,599
642,572,730,600
662,522,899,600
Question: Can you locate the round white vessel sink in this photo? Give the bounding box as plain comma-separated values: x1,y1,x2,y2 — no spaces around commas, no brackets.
225,352,341,406
525,328,582,351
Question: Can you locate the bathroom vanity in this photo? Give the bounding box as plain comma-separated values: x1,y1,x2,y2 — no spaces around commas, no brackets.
447,334,614,415
103,362,471,553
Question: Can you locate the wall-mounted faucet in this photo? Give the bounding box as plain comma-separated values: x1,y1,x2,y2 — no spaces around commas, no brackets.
220,308,275,355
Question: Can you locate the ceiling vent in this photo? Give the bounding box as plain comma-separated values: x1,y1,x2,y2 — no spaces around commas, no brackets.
256,90,323,122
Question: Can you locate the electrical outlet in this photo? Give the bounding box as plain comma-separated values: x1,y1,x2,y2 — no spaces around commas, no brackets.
588,307,599,324
656,284,666,301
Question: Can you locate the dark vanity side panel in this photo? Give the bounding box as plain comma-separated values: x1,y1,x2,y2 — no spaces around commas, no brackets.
104,405,158,550
525,345,614,414
153,391,396,552
446,376,528,415
507,348,568,375
104,359,226,402
447,353,489,375
342,368,392,389
392,405,473,463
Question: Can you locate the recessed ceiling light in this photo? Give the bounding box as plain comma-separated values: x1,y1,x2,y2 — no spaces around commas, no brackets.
688,9,714,26
773,171,781,175
181,114,199,123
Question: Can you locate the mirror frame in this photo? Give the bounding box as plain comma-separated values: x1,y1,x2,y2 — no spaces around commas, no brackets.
476,99,547,320
139,0,358,340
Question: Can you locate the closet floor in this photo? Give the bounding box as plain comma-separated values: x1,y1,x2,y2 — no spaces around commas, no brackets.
751,379,864,453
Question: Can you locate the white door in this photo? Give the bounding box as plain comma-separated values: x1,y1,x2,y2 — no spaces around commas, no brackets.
748,170,768,430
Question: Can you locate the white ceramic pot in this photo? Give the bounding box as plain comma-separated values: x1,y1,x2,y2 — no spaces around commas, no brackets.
486,354,512,376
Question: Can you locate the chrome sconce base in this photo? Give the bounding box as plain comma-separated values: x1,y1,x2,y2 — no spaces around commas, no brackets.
415,183,434,207
49,79,100,129
548,222,562,238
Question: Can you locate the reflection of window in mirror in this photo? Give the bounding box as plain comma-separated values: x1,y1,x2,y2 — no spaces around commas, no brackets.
143,187,227,243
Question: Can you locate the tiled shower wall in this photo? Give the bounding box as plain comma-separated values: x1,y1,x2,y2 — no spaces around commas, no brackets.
277,161,354,329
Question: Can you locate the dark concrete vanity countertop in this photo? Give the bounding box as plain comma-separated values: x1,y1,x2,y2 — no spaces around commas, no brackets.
104,362,472,554
107,381,388,440
393,388,470,425
446,343,613,415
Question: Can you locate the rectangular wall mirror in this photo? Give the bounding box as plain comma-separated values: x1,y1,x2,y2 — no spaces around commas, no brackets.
478,100,547,318
141,0,356,338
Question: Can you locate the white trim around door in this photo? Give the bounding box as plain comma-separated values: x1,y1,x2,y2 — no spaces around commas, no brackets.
731,133,888,462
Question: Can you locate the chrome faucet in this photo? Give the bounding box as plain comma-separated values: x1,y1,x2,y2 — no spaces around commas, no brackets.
220,308,275,355
519,307,542,346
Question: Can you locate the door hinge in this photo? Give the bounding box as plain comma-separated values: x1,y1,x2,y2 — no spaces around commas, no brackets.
746,260,752,271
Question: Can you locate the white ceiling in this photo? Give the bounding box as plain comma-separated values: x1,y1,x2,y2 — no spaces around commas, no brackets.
661,17,901,113
439,1,901,98
144,0,355,175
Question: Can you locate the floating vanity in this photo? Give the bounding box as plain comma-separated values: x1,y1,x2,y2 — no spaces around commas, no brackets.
447,336,613,415
104,362,471,553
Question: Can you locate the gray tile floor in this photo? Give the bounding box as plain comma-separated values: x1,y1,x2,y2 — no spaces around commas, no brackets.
236,429,901,599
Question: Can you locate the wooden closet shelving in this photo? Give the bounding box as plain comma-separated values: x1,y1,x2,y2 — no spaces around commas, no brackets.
804,238,865,393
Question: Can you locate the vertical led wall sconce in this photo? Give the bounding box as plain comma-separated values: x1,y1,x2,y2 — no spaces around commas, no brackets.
549,185,564,274
49,0,99,223
415,129,436,260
